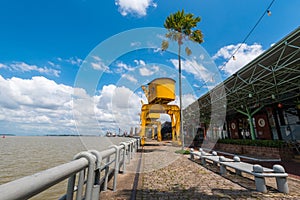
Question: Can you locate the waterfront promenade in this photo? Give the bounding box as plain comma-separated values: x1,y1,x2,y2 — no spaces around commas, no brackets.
101,140,300,200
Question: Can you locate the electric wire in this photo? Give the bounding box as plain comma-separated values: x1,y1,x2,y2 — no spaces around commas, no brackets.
218,0,276,71
196,0,276,96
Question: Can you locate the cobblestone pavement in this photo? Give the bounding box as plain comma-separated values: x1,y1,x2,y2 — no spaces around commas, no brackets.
100,141,300,200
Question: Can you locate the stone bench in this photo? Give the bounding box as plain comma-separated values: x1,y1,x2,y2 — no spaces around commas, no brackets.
190,148,232,166
220,157,289,193
190,148,211,159
190,149,289,193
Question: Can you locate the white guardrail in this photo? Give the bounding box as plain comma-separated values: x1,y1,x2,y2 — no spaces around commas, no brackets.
0,137,140,200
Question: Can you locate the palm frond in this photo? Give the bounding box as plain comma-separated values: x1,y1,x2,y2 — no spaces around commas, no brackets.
162,9,204,53
185,47,192,56
161,40,169,51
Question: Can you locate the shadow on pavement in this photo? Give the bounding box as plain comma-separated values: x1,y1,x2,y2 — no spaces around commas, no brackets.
118,187,271,200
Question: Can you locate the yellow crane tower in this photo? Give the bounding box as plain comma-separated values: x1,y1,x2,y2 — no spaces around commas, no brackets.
140,78,181,146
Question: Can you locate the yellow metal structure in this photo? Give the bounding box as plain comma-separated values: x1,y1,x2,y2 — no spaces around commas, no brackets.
140,78,181,146
146,78,176,104
146,113,161,140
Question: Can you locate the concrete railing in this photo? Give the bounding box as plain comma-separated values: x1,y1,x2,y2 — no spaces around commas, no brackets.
0,137,140,200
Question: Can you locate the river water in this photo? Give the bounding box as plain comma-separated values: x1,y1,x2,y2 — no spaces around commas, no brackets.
0,136,133,199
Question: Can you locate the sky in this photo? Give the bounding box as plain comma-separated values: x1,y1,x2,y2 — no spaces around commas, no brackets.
0,0,299,136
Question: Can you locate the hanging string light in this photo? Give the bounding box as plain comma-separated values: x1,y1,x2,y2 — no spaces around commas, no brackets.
219,0,275,71
197,0,276,92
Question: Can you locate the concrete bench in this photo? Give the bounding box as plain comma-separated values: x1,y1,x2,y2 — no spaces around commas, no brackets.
190,148,232,166
219,157,289,193
190,148,211,159
190,149,289,193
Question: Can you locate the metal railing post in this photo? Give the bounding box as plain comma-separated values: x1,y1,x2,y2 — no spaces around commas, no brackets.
66,173,76,200
133,138,137,152
76,170,85,200
129,140,133,160
109,145,122,191
120,142,128,173
132,139,136,153
89,150,103,200
73,152,96,200
103,156,110,191
138,137,141,149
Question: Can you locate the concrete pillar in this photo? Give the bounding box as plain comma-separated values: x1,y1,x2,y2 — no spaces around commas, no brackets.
273,165,289,193
253,164,267,193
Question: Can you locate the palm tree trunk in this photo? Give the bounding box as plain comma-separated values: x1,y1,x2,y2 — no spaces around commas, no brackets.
178,36,184,149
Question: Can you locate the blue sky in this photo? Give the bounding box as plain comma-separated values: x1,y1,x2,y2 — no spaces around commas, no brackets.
0,0,299,136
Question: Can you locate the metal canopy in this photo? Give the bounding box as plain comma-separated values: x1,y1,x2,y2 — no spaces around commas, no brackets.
185,26,300,120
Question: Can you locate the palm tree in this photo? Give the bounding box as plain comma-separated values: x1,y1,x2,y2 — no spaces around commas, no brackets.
162,10,203,148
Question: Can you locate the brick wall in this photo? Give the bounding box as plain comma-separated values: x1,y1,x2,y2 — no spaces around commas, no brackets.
214,143,294,160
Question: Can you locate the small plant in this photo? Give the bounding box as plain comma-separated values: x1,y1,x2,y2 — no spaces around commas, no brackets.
217,139,285,148
175,149,190,154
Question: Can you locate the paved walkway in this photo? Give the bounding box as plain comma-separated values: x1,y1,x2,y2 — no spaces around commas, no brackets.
100,141,300,200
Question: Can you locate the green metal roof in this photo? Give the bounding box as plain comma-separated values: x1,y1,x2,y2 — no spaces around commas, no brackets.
184,26,300,120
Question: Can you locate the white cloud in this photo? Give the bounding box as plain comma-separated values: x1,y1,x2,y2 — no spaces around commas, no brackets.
92,55,101,61
57,57,83,66
0,75,75,135
0,75,142,135
66,57,83,66
48,61,55,66
182,94,197,109
91,62,109,71
213,43,264,75
170,59,214,83
139,65,159,76
130,41,141,47
121,74,138,84
0,63,7,68
153,48,161,53
9,62,60,77
115,0,157,17
168,93,197,109
90,56,111,72
193,83,200,88
116,61,134,71
95,84,141,131
158,114,171,123
134,59,146,66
